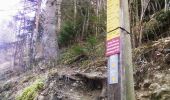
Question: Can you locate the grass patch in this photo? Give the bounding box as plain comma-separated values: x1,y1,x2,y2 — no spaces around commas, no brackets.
16,79,44,100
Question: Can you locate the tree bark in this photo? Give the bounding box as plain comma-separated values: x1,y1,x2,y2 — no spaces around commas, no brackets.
74,0,77,29
120,0,136,99
165,0,168,11
43,0,62,66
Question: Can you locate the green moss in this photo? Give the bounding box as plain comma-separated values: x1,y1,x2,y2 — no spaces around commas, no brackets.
16,79,44,100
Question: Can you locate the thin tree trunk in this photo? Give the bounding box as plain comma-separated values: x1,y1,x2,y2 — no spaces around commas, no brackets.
74,0,77,29
85,7,90,36
120,0,135,99
96,0,99,36
139,0,151,45
165,0,168,11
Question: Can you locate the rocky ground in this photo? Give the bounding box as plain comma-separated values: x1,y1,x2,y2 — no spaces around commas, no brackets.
134,37,170,100
0,65,106,100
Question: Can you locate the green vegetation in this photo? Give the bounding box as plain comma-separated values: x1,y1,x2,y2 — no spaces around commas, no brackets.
140,10,170,41
58,0,106,47
86,36,98,50
16,79,44,100
72,45,87,56
58,34,105,67
58,21,75,46
86,36,98,59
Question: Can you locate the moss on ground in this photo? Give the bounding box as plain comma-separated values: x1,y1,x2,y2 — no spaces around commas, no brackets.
16,79,44,100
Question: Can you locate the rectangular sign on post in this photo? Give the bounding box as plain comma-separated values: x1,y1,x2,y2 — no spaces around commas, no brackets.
108,55,119,84
106,0,120,84
106,30,120,57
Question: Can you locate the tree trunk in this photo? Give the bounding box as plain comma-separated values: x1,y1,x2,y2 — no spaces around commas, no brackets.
120,0,136,99
165,0,168,11
74,0,77,29
43,0,62,66
96,0,99,36
139,0,151,45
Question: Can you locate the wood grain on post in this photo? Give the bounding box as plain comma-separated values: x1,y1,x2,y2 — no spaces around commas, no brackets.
120,0,135,100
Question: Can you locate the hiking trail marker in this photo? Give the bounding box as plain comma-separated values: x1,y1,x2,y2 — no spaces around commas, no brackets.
106,0,120,84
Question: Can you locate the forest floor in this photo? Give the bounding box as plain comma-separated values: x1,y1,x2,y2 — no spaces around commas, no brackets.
0,64,106,100
0,37,170,100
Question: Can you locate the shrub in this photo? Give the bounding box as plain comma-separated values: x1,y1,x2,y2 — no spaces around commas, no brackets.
86,36,99,58
142,10,170,41
72,45,87,56
86,36,97,49
58,21,75,46
154,10,170,23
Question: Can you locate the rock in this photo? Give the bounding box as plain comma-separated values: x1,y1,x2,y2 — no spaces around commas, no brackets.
47,70,58,81
50,93,62,100
143,79,151,89
36,94,50,100
154,66,161,70
41,88,49,96
154,73,165,81
151,85,170,100
139,92,151,99
72,82,78,87
149,83,160,90
37,95,45,100
164,53,170,64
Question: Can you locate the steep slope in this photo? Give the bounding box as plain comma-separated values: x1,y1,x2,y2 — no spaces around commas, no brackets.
134,37,170,100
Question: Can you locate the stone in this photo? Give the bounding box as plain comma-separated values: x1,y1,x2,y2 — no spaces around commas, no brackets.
149,83,160,90
50,93,62,100
164,53,170,64
143,79,151,89
37,95,45,100
49,81,55,89
139,92,151,98
154,73,165,81
72,82,78,87
151,85,170,100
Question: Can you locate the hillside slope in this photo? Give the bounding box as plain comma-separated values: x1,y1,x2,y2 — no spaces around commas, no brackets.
134,37,170,100
0,36,169,100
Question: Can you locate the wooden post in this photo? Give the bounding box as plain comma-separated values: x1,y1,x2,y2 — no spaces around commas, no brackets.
120,0,135,100
106,0,135,100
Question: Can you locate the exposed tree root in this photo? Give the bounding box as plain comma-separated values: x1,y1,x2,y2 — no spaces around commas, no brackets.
75,72,107,99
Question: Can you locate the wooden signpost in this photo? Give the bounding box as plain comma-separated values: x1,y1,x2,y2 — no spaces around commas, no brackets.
106,0,135,100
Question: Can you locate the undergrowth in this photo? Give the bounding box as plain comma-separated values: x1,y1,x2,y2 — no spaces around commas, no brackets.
58,35,105,66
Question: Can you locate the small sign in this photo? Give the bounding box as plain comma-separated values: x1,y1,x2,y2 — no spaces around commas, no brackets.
106,30,120,57
108,55,119,84
106,36,120,56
